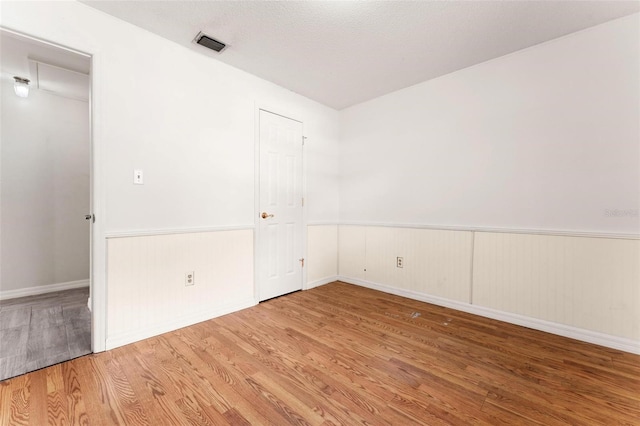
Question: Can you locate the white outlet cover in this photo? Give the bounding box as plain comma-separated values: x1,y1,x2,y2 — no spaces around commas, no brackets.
185,271,195,286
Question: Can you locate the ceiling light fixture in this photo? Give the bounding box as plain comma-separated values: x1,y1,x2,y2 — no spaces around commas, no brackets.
194,32,227,53
13,76,30,98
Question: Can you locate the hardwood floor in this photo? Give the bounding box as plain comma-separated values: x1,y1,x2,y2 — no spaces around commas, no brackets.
1,281,638,425
0,288,91,381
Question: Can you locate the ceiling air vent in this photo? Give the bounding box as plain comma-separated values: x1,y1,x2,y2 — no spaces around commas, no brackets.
194,32,227,53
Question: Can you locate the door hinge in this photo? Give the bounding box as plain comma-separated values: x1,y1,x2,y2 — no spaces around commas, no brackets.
301,197,304,206
302,136,307,145
299,258,305,268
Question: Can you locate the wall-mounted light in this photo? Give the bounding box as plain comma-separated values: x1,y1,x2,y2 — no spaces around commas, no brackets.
13,76,30,98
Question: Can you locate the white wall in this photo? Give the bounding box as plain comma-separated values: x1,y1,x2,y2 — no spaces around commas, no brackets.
1,1,340,233
97,14,340,232
1,80,90,294
0,1,340,349
337,15,640,353
340,14,639,236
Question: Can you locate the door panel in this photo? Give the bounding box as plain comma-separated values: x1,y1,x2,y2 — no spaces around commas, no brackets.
258,110,303,301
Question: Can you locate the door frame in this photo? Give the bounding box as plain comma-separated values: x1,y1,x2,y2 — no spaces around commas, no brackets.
253,104,307,303
0,27,107,353
88,41,107,353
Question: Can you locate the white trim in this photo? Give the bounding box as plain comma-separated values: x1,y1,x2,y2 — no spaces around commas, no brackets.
253,104,261,304
305,276,339,290
301,130,308,293
0,279,90,301
0,27,91,58
105,297,256,350
90,49,106,353
469,232,475,304
339,276,640,355
105,225,254,239
254,102,304,126
337,222,640,240
0,27,108,352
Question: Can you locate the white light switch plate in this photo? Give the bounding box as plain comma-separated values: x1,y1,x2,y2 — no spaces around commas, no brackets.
133,169,144,185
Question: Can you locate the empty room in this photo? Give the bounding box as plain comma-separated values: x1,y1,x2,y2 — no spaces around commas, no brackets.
1,1,638,424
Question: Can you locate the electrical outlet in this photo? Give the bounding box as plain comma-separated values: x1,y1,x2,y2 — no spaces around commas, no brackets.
397,257,403,268
185,271,195,286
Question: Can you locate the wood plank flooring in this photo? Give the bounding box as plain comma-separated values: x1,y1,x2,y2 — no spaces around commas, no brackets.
1,281,638,425
0,288,91,381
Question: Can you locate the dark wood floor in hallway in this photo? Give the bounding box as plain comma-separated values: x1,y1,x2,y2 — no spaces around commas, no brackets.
1,281,638,425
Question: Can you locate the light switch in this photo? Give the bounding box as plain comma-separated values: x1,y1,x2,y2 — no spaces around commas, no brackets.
133,169,144,185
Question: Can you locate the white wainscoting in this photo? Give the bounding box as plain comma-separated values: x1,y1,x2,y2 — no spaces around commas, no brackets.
338,225,367,281
0,279,89,301
338,225,473,302
365,226,473,302
306,224,338,289
106,229,255,349
473,232,640,341
337,225,640,354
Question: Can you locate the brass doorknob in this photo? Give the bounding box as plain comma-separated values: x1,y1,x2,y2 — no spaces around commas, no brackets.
261,212,274,219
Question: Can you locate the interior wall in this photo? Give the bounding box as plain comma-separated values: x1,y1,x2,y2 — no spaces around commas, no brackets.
340,14,639,236
106,230,254,348
337,14,640,353
338,225,473,301
0,1,340,349
0,80,90,295
338,225,640,352
3,2,637,353
1,1,340,233
306,224,338,288
473,232,639,341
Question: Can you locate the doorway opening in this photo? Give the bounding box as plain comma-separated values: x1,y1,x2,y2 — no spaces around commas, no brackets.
0,29,92,381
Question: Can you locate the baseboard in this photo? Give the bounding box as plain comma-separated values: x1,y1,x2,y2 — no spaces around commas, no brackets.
305,276,339,290
338,276,640,355
105,297,257,350
0,279,90,301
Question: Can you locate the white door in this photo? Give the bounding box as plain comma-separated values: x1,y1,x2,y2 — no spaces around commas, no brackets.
258,110,304,301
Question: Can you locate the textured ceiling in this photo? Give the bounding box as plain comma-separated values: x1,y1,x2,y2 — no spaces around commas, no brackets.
81,1,639,110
